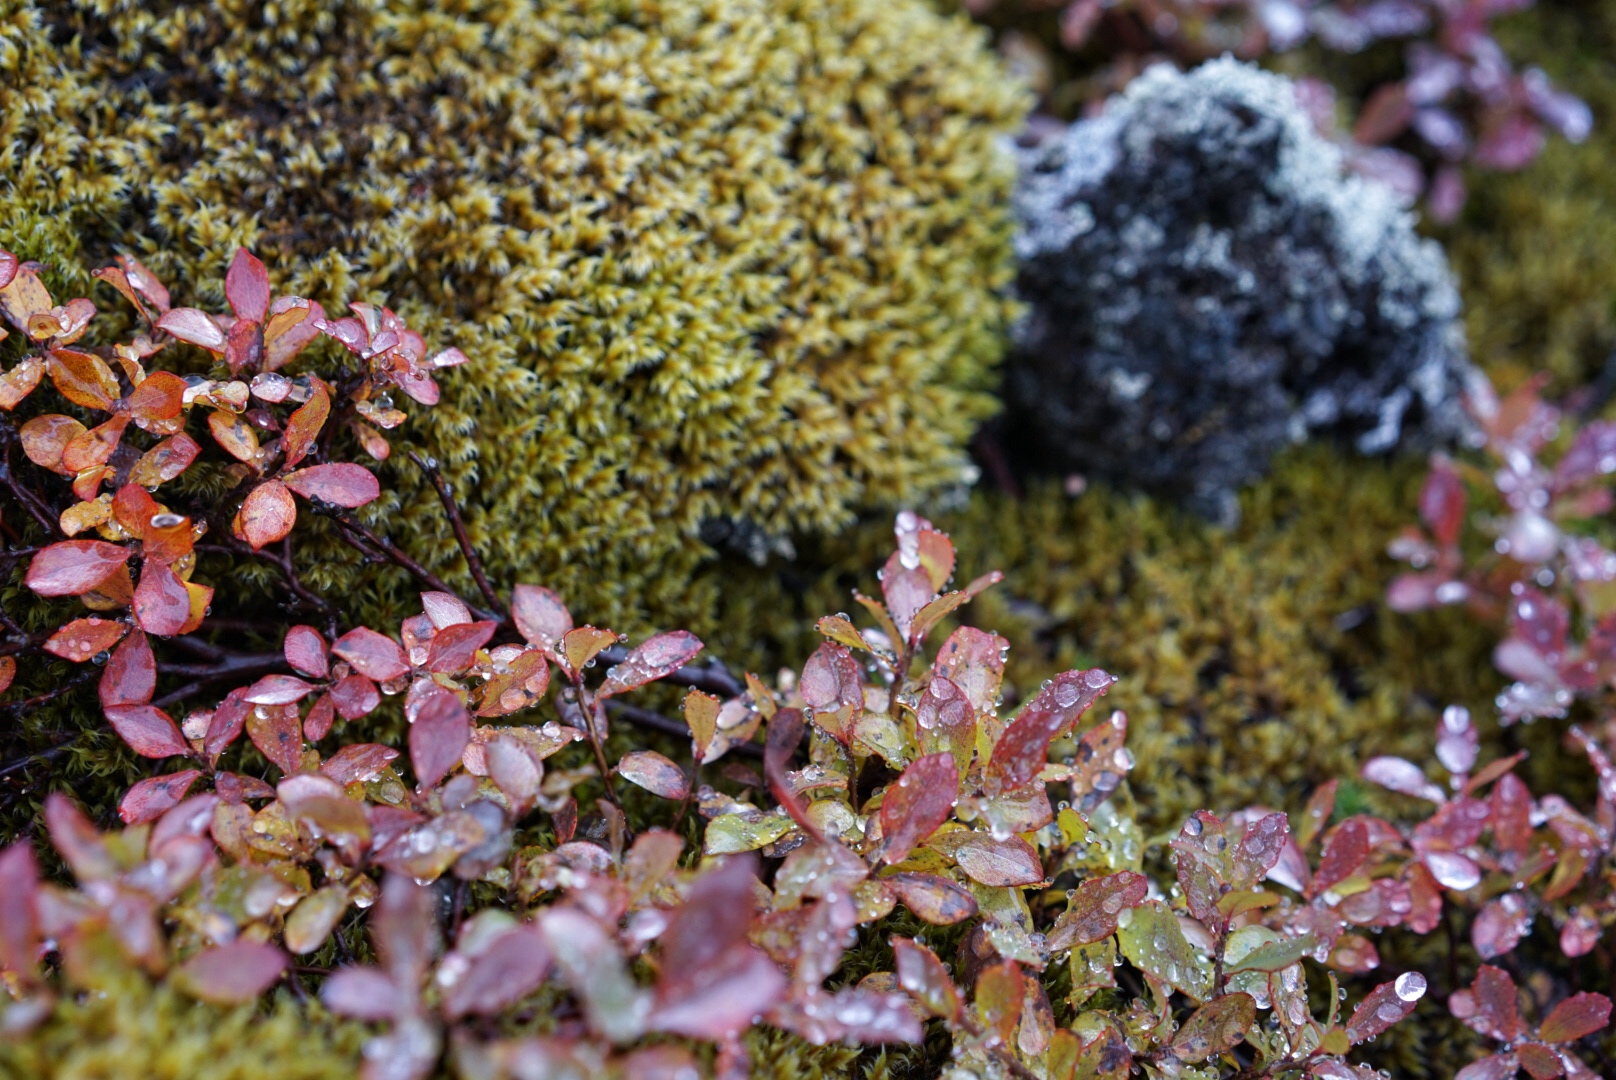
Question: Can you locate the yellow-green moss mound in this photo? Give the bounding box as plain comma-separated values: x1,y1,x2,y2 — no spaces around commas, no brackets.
0,0,1024,627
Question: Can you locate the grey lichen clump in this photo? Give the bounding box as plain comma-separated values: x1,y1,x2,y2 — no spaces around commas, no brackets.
1007,58,1474,523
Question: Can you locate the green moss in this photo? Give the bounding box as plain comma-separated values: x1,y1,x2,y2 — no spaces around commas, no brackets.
0,972,367,1079
0,0,1025,632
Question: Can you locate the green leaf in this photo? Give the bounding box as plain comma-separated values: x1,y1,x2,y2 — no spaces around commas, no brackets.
1117,901,1212,1001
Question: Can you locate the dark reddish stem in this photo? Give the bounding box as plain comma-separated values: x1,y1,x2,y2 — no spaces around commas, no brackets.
408,450,505,618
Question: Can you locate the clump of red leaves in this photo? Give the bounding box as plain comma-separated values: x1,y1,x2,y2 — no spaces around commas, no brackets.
2,252,1610,1078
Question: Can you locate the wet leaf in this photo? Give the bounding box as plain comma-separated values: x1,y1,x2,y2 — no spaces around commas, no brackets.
1225,933,1318,974
410,687,470,790
0,354,43,410
486,736,544,814
118,770,202,824
988,668,1116,790
1069,710,1132,815
99,628,156,708
20,413,84,474
800,642,864,741
25,540,130,597
235,481,296,550
203,689,252,762
247,703,304,775
283,625,329,678
561,626,617,674
510,585,571,649
209,409,261,463
225,249,272,323
46,349,119,410
892,936,962,1021
320,743,400,785
125,370,185,421
884,872,977,925
703,810,795,855
1451,965,1521,1042
1346,974,1427,1045
0,656,13,695
932,626,1008,717
539,907,647,1044
1362,756,1446,803
332,627,410,682
106,704,190,758
44,617,128,662
683,688,719,763
908,571,1002,646
443,927,553,1020
173,941,288,1004
329,673,382,720
1171,993,1255,1063
130,433,201,487
976,960,1024,1046
616,750,689,800
1473,893,1533,959
1539,992,1611,1044
1047,871,1149,951
1313,819,1370,898
1117,901,1213,1001
425,619,498,673
931,831,1045,887
878,752,958,864
598,630,703,698
283,461,379,508
321,966,403,1021
133,561,192,636
286,885,350,955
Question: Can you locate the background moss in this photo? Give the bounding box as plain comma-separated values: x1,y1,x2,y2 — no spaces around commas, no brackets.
0,0,1025,631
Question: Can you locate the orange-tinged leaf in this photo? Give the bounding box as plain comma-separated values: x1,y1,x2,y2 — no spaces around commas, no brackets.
320,743,400,785
932,626,1008,717
130,433,202,488
173,941,288,1004
351,418,391,460
179,580,211,636
1170,993,1255,1063
247,704,304,776
44,617,128,662
111,483,161,539
0,354,42,409
25,539,130,596
930,831,1046,887
106,704,191,758
59,495,113,537
893,937,962,1021
70,463,112,503
209,409,260,463
119,770,203,824
282,382,330,469
0,656,14,695
683,688,720,762
61,414,129,475
878,752,958,864
143,512,196,565
125,370,185,421
990,669,1117,791
283,461,379,508
0,264,54,333
263,298,324,371
46,348,119,410
20,414,86,474
1046,871,1149,951
1069,710,1133,815
235,481,296,550
562,625,617,674
616,750,689,800
976,961,1025,1046
884,872,978,925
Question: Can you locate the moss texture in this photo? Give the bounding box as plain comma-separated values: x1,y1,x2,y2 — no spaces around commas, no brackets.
0,0,1024,630
0,973,367,1080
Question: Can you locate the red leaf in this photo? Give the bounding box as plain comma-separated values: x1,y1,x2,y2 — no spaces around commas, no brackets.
598,630,704,698
106,704,191,758
125,370,185,421
100,629,156,708
174,940,288,1004
304,693,336,742
281,381,329,469
893,937,963,1021
225,248,271,324
0,842,39,980
1451,965,1521,1042
236,481,297,550
1046,871,1149,950
321,967,403,1021
332,627,410,683
130,433,202,488
25,540,130,597
284,625,329,678
799,642,864,742
1361,756,1446,802
1515,1044,1563,1080
1312,819,1370,898
1473,893,1533,959
1346,973,1426,1045
133,561,192,637
329,673,381,719
320,743,400,785
410,687,470,790
244,674,319,705
878,752,959,864
511,584,572,649
1491,773,1535,857
1171,993,1256,1063
204,689,252,762
247,704,304,775
43,617,128,662
119,770,203,824
283,462,380,508
616,749,690,800
421,591,472,629
1539,992,1611,1044
425,619,498,673
932,626,1008,716
157,307,228,351
989,668,1116,791
765,708,822,842
0,656,13,695
44,794,117,882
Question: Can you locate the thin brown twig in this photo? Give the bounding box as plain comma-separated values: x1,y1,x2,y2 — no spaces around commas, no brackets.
408,451,505,618
320,508,497,619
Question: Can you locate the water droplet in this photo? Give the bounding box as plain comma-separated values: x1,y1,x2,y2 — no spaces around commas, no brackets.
1393,971,1426,1002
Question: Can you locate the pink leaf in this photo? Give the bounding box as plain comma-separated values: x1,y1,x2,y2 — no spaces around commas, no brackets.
100,628,156,708
321,966,403,1021
420,591,472,629
156,307,227,351
283,463,381,508
106,704,191,758
409,687,469,790
175,941,288,1004
425,619,498,673
988,668,1115,790
598,631,704,698
329,673,381,719
283,625,329,678
224,248,271,324
25,540,130,597
1539,993,1611,1044
320,743,400,785
332,627,410,682
511,584,572,649
443,928,552,1020
1046,871,1149,950
118,770,203,824
246,703,304,775
1451,965,1521,1042
133,562,193,637
1362,756,1446,802
1346,973,1426,1045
